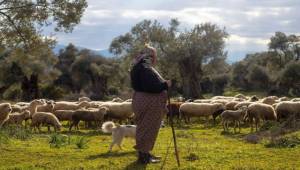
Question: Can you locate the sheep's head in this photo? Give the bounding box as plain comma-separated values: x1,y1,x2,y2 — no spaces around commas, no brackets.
0,103,12,115
30,99,44,107
212,103,225,120
249,96,259,102
45,101,55,111
22,110,31,119
99,107,108,115
79,101,90,108
112,97,123,102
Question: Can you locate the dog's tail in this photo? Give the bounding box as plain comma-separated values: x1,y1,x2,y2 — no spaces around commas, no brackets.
101,121,116,133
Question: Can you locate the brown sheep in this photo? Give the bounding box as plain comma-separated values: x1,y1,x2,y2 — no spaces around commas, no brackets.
69,107,108,131
166,102,183,123
247,103,277,131
4,110,30,126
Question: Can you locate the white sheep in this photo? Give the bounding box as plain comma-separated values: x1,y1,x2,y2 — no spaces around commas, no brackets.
234,102,254,110
78,97,92,102
179,103,225,123
275,101,300,120
111,97,124,102
125,99,132,102
53,101,90,111
221,107,247,133
291,98,300,102
234,94,248,100
0,103,12,128
225,101,240,110
26,99,45,117
37,101,55,113
211,96,234,100
4,110,30,126
31,112,62,132
193,99,212,103
260,96,278,105
100,102,134,122
247,103,277,131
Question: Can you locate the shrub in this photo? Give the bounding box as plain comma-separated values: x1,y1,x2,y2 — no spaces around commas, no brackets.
1,125,32,140
2,83,22,100
75,136,90,149
40,84,66,100
0,130,10,146
49,133,70,148
259,121,280,131
265,135,300,148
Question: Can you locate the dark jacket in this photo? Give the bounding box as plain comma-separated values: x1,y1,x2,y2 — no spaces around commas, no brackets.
130,60,168,93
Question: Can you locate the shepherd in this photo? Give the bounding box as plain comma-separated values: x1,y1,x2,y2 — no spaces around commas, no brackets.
130,43,172,164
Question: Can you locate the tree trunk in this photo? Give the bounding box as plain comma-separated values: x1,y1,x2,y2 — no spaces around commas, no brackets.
90,75,108,100
21,74,39,101
179,58,204,99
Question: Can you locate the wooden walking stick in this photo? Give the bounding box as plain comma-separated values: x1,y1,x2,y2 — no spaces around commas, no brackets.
167,89,180,167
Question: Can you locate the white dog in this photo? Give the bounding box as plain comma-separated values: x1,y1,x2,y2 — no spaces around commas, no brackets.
101,121,136,152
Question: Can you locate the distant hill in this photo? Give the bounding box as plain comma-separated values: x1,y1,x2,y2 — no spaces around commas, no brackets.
53,44,115,58
53,44,251,63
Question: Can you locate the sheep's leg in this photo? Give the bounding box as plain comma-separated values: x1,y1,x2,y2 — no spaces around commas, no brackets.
109,143,114,152
222,120,225,131
76,122,80,130
47,126,51,132
69,122,74,131
38,124,42,133
234,121,237,133
250,118,253,132
255,118,259,132
238,121,241,133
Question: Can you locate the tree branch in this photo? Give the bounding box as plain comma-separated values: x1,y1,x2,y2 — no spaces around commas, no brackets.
0,3,47,11
0,11,28,48
0,0,8,6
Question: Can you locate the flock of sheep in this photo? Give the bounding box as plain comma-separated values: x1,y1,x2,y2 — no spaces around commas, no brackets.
177,95,300,132
0,94,299,134
0,97,133,132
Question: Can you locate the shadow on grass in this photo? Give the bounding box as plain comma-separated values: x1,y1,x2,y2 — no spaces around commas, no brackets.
59,130,110,137
86,151,136,160
220,130,247,139
123,161,147,170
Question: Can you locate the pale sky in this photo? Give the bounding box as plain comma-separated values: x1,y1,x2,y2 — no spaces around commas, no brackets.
46,0,300,61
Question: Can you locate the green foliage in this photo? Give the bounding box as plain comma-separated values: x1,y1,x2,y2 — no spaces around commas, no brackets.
49,133,70,148
40,83,66,100
110,19,228,98
2,83,22,100
211,74,229,95
0,0,88,48
75,136,90,149
246,65,269,90
1,125,32,141
0,124,300,169
280,61,300,96
259,121,281,131
266,135,300,148
0,130,10,146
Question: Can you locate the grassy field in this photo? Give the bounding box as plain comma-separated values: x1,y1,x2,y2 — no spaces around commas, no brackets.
0,120,300,170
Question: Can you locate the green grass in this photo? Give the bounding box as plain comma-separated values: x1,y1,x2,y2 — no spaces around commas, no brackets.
0,121,300,170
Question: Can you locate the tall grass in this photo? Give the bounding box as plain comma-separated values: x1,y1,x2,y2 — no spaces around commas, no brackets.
0,125,32,141
75,136,90,149
49,133,70,148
